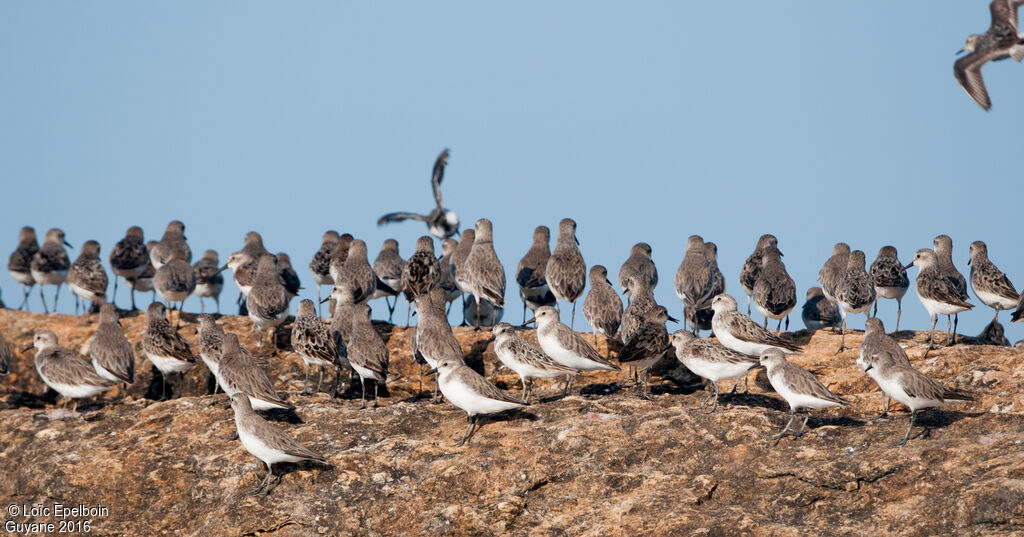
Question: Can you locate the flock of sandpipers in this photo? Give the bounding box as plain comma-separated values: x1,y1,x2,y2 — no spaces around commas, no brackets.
2,149,1019,496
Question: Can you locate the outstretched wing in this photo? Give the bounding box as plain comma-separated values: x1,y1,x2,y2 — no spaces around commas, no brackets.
431,148,450,211
954,49,1004,111
378,212,428,226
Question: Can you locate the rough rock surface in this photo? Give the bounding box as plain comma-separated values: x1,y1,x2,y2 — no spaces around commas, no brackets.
1,308,1023,536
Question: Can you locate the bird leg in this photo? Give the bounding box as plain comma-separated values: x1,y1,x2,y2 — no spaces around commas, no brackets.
772,408,798,445
358,379,367,409
54,283,61,313
688,383,716,412
456,415,478,446
373,381,380,408
834,315,847,355
316,366,325,393
302,363,311,394
876,394,891,419
570,302,577,330
924,315,937,358
895,297,902,332
895,410,918,447
950,314,959,347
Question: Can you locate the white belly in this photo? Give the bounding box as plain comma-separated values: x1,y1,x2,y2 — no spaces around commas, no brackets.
249,395,290,411
10,270,35,286
681,357,753,383
300,352,334,368
769,370,844,411
146,352,193,374
92,361,123,383
495,350,572,380
248,309,288,328
236,422,307,465
237,283,252,296
36,363,108,399
200,352,220,377
440,376,523,417
351,363,385,382
712,325,773,357
754,303,792,321
838,300,872,316
872,371,943,412
128,277,154,292
69,283,105,302
158,289,191,303
112,265,147,279
874,286,907,300
918,296,970,316
538,332,612,371
194,282,222,299
973,288,1017,311
32,269,68,285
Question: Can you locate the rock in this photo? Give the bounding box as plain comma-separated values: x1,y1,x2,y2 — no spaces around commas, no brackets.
0,309,1023,535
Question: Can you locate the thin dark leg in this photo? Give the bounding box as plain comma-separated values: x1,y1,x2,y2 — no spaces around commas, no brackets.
359,379,367,409
873,301,877,319
895,297,902,332
896,410,917,447
834,315,846,355
689,382,716,411
457,415,476,446
924,315,937,358
130,287,137,311
54,282,61,313
570,302,576,330
950,314,959,347
772,409,798,444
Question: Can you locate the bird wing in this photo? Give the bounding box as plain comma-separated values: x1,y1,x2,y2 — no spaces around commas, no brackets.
954,49,1004,111
378,212,429,226
431,148,450,211
782,361,849,407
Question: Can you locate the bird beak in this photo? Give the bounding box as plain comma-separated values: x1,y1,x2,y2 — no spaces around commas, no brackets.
574,236,580,247
521,317,536,328
864,364,874,372
903,262,914,270
22,344,34,352
956,48,965,55
425,367,438,376
605,278,613,286
319,296,330,304
63,240,73,248
667,314,680,323
216,265,229,274
967,258,972,266
747,363,762,371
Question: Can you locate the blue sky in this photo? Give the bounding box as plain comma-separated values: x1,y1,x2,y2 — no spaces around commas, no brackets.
2,2,1022,340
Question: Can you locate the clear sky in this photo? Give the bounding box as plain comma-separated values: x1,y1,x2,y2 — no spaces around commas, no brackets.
2,2,1022,341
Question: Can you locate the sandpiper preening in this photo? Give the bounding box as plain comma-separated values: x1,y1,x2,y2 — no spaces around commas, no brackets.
546,218,586,329
760,348,850,445
401,236,440,326
221,231,270,310
516,225,557,323
371,238,405,323
335,239,377,306
675,235,713,334
818,242,850,305
752,246,797,332
428,358,526,446
617,305,676,399
197,314,225,393
347,306,389,408
859,317,911,417
126,240,158,308
247,254,290,352
954,0,1024,111
30,228,72,314
192,250,224,314
833,250,876,354
739,234,778,316
154,249,196,320
276,253,302,299
89,303,135,386
377,148,460,239
67,240,109,315
619,242,658,295
906,249,974,355
859,351,973,446
8,226,39,310
291,299,344,395
309,230,340,314
149,220,191,270
670,330,757,413
492,323,577,403
142,302,195,399
229,393,327,497
326,233,355,297
582,265,623,346
529,306,619,396
108,226,148,311
28,330,114,412
869,246,909,331
464,219,506,328
619,275,657,344
801,287,841,332
968,240,1019,322
219,333,293,411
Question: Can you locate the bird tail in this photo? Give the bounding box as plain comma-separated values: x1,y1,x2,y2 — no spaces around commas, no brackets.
942,388,974,402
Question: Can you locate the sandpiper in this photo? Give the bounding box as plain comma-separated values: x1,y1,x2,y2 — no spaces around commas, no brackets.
452,229,475,324
154,249,196,319
617,305,676,398
149,220,191,269
463,296,504,327
67,240,109,315
675,235,713,333
688,242,726,333
229,393,327,497
492,323,577,403
933,235,970,345
464,219,506,327
529,306,619,395
739,235,778,315
221,231,270,309
954,0,1024,110
30,228,72,314
327,283,359,346
438,238,462,314
276,253,302,298
710,294,801,357
968,240,1019,322
28,330,113,412
906,249,974,355
759,348,850,444
89,303,135,385
247,254,290,351
619,276,657,344
142,302,195,398
516,226,556,323
219,333,293,411
327,233,355,293
546,218,586,329
833,250,876,353
859,317,911,417
859,351,973,446
818,242,851,305
126,240,158,309
869,246,909,331
401,236,440,326
582,265,623,345
428,358,526,446
378,148,459,239
8,226,39,310
414,288,465,400
670,330,758,413
801,287,841,332
619,242,658,294
192,250,224,314
371,238,405,323
197,314,225,392
309,230,340,314
336,239,377,306
347,306,389,408
108,226,148,310
752,247,797,332
291,299,344,395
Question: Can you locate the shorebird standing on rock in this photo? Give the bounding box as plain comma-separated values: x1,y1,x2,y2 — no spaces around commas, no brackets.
905,249,973,356
869,246,909,331
833,250,876,354
546,218,586,329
